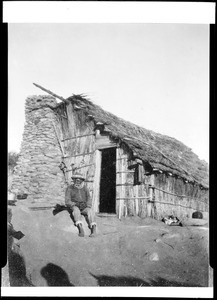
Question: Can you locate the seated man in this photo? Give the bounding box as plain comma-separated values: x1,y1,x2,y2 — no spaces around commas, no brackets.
65,173,96,237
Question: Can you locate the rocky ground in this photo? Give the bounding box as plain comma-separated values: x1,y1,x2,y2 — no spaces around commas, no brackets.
3,199,211,288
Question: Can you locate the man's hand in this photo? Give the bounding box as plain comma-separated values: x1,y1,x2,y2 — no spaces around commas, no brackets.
67,202,76,209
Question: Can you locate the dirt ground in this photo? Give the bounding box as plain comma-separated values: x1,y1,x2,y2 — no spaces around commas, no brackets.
4,200,211,287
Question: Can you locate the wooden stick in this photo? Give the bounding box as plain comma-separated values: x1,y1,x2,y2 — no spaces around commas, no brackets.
51,120,66,158
61,133,95,142
153,200,207,211
116,183,134,186
135,185,139,215
118,148,125,220
28,206,55,210
75,164,95,170
147,175,154,217
116,197,150,200
60,114,68,119
63,151,95,159
116,157,128,161
65,163,95,172
116,171,134,174
153,186,207,203
33,83,66,103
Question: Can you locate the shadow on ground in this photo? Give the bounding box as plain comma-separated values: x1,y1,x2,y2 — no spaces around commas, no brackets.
40,263,74,286
8,248,34,286
90,273,201,287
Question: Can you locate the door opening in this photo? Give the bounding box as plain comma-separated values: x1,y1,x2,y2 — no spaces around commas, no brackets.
99,148,116,213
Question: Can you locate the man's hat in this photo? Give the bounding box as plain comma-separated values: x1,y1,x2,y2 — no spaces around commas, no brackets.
71,173,85,181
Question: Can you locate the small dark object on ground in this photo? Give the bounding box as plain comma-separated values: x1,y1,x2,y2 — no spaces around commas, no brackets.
192,211,203,219
162,215,182,226
170,221,183,227
8,200,17,206
8,225,25,240
12,231,25,240
17,194,28,200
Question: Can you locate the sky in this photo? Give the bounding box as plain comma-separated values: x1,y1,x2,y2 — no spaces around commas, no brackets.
8,23,209,163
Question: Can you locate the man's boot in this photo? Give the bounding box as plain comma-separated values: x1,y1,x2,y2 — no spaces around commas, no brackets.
89,224,96,237
77,223,84,237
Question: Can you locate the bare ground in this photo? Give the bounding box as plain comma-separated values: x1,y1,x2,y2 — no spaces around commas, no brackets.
4,200,210,287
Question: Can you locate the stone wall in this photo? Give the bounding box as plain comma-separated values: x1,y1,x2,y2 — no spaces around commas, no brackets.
11,95,66,205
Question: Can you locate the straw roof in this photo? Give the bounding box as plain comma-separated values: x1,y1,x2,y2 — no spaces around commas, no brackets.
62,95,209,189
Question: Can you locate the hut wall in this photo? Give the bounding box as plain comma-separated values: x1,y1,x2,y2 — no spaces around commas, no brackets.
115,163,209,220
11,96,66,204
116,146,152,218
153,173,209,220
58,102,96,198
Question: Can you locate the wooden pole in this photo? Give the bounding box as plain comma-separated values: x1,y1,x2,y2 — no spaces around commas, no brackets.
147,174,155,217
65,163,95,172
120,151,127,219
33,83,67,103
150,185,207,203
63,151,95,159
116,148,124,220
51,120,66,157
92,150,101,213
61,133,95,142
116,196,150,200
135,185,139,216
119,150,123,219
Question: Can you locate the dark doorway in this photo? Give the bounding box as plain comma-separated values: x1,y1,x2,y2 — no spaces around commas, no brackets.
99,148,116,213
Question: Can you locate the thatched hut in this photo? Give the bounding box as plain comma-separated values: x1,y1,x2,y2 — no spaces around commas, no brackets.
11,88,209,220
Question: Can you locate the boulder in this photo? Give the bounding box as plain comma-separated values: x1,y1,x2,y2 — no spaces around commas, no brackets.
192,211,203,219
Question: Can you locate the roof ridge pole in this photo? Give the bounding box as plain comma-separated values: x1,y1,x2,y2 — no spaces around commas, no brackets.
33,83,67,103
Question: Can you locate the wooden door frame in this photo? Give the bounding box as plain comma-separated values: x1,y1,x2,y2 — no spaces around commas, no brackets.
92,149,102,213
93,147,118,214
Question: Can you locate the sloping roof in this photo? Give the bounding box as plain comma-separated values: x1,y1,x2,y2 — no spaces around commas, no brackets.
63,95,209,189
